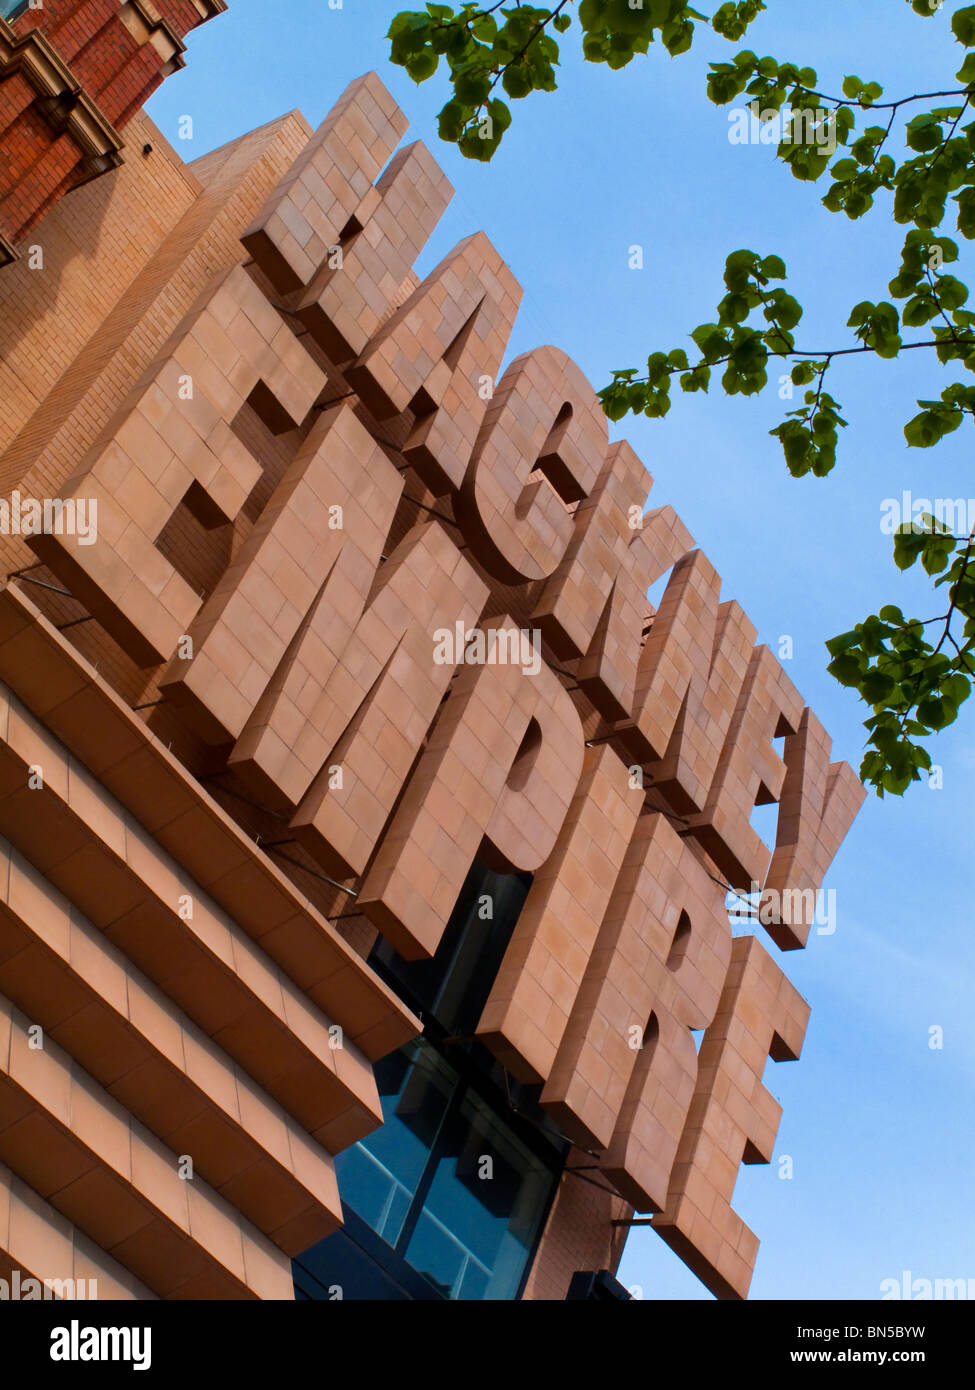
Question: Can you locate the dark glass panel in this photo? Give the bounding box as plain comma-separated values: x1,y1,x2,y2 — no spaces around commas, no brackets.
404,1083,553,1300
369,859,530,1037
334,1040,454,1247
294,1213,443,1301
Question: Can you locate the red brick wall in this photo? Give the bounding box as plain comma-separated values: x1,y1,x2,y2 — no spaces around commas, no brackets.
0,0,225,254
0,71,81,243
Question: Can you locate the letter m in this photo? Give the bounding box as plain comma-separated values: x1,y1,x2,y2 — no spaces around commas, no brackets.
42,1278,75,1300
162,404,490,878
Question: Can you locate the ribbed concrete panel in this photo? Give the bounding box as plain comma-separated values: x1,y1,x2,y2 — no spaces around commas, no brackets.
0,678,383,1153
0,1158,156,1300
0,993,295,1299
0,838,343,1254
0,583,418,1062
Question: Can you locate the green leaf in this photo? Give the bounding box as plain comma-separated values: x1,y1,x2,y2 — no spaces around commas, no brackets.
502,65,533,99
879,605,906,625
952,5,975,47
405,49,439,82
826,629,861,656
437,99,466,141
488,97,512,133
828,653,864,686
917,696,954,729
861,670,897,704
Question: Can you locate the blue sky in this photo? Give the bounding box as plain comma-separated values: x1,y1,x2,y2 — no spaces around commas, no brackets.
147,0,975,1300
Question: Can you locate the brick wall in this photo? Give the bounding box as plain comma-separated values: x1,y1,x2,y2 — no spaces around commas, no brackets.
523,1149,632,1300
0,0,226,257
0,112,202,458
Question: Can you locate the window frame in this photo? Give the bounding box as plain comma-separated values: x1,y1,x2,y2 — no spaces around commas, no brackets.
1,2,31,24
295,858,570,1301
335,1033,566,1301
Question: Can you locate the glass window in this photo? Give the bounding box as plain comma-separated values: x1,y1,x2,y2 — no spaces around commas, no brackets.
333,1041,453,1248
1,2,30,22
297,859,566,1300
333,1039,561,1300
402,1085,555,1300
369,859,531,1039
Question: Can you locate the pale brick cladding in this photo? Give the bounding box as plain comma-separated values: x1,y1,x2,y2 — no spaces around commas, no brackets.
523,1151,632,1301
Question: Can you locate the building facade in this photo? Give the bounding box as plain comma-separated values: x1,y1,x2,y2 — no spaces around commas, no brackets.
0,8,864,1303
0,0,225,266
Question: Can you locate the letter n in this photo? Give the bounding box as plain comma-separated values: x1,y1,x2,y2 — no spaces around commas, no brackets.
621,550,757,815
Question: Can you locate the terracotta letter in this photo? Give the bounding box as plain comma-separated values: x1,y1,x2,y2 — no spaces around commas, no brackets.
455,348,609,584
357,621,584,958
653,934,810,1300
31,265,325,667
347,232,522,496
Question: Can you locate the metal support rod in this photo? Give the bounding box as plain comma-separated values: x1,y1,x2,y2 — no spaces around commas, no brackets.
563,1167,623,1199
403,494,461,529
11,574,73,597
263,844,359,897
201,777,290,822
